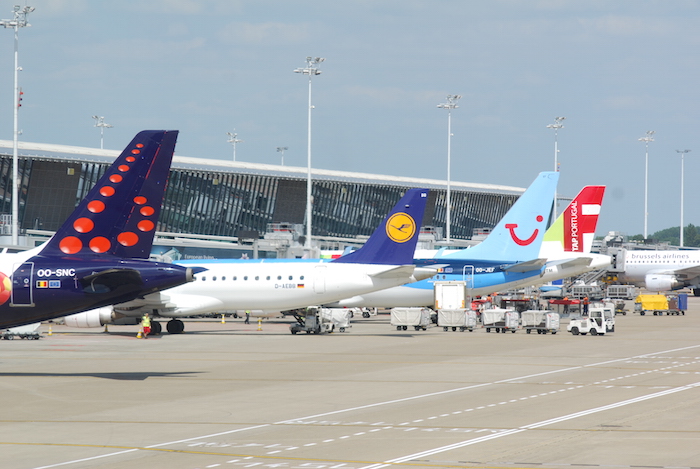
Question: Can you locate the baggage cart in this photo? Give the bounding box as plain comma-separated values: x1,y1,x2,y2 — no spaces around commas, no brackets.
438,309,476,332
521,310,559,334
482,308,519,333
1,322,41,340
320,308,353,332
391,307,431,331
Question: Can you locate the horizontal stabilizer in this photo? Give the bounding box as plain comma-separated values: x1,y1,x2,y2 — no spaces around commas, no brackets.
368,265,416,279
504,258,547,273
545,257,592,270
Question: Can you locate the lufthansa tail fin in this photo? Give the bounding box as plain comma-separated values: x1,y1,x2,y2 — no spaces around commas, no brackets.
540,185,606,258
440,171,559,262
332,189,429,265
41,130,178,259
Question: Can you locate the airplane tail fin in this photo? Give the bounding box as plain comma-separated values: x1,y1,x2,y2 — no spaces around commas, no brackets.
540,185,606,257
440,171,559,261
41,130,178,259
332,188,429,265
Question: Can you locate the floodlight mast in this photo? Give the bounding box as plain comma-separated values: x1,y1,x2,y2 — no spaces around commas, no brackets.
676,149,691,247
91,115,113,149
294,56,324,251
638,130,655,239
226,131,243,161
276,146,288,165
546,116,565,220
1,4,34,246
437,94,461,243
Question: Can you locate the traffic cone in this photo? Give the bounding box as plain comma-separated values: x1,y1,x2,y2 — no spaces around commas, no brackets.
257,317,263,331
136,326,143,339
221,314,225,324
48,325,52,336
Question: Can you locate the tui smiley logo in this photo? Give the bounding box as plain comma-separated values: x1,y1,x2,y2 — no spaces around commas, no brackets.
386,212,416,243
505,215,544,246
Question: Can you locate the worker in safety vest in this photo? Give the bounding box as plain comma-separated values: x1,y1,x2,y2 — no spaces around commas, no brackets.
244,310,251,324
141,313,151,339
583,296,590,315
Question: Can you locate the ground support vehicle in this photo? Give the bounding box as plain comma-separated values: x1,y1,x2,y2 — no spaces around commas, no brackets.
521,310,559,334
1,323,41,340
482,308,519,333
438,309,476,332
567,304,615,336
290,307,335,334
606,285,638,300
633,294,687,316
391,307,431,331
320,308,352,332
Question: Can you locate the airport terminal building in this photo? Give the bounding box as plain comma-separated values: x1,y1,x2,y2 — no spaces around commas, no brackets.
0,140,523,255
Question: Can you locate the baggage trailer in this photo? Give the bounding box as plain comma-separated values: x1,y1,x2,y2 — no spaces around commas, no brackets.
634,294,687,316
521,310,560,334
482,308,519,333
320,308,353,332
391,307,432,331
438,309,477,332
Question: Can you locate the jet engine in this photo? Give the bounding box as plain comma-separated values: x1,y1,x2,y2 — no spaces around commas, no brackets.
64,307,140,328
645,274,684,292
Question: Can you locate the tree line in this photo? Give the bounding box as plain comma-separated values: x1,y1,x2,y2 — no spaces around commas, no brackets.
629,224,700,247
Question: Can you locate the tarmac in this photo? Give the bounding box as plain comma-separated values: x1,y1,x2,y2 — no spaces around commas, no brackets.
1,299,699,469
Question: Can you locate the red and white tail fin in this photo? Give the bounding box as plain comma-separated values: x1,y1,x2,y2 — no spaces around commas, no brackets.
540,186,605,258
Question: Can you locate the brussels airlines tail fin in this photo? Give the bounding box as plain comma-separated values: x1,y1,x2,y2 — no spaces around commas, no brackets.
540,185,606,258
440,171,559,262
332,188,429,265
41,130,178,259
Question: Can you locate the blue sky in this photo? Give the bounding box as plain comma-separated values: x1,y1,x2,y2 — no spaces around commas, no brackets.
1,1,699,238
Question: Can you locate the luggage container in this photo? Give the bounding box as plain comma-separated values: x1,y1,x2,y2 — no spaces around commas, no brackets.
521,310,560,334
634,294,670,316
391,307,432,331
320,308,353,332
482,308,519,333
438,309,476,332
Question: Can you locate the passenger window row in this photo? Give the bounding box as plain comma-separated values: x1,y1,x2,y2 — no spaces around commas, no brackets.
196,275,305,282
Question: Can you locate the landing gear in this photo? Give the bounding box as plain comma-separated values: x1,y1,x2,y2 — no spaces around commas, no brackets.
151,321,162,335
166,319,185,334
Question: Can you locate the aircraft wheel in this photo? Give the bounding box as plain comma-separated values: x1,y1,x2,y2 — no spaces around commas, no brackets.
151,321,162,335
362,311,370,318
166,319,185,334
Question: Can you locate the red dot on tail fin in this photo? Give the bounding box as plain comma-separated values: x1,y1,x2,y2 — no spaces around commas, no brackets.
88,200,105,213
99,186,115,197
117,232,139,247
138,220,155,232
60,236,82,254
89,237,111,253
73,217,94,233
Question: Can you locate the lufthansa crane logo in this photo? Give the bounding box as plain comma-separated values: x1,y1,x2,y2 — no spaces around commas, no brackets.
386,212,416,243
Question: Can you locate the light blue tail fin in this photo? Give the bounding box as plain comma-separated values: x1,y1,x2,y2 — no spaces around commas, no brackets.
440,171,558,262
332,189,429,265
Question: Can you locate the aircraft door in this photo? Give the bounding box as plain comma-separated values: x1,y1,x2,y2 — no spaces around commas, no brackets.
11,262,35,307
462,265,475,295
313,265,327,294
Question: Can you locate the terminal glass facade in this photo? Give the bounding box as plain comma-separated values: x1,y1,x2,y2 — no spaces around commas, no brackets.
1,154,518,241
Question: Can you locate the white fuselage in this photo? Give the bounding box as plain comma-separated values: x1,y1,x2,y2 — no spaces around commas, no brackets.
617,250,700,284
154,260,430,317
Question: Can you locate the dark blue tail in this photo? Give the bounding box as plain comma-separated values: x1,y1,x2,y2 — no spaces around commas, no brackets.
41,130,178,259
332,188,429,265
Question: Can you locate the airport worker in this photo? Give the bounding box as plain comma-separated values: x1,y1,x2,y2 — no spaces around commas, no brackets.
244,310,251,324
583,296,590,315
141,312,151,338
563,296,570,315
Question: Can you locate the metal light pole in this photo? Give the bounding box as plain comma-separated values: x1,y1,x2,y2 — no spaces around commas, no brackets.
294,56,324,250
91,115,113,149
437,94,461,243
676,149,691,247
638,131,655,239
1,4,34,246
276,146,288,165
546,116,565,219
226,131,243,161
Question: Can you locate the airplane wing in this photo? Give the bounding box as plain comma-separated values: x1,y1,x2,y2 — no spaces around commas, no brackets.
503,258,547,273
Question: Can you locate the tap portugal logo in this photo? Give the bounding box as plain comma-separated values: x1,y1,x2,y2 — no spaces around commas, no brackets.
386,212,416,243
0,272,12,305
